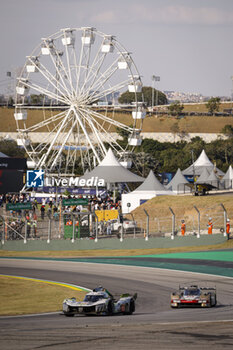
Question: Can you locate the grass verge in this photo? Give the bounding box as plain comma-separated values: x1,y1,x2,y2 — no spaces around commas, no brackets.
0,276,87,316
0,239,233,258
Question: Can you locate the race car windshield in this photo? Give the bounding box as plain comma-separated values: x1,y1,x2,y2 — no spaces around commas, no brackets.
84,294,105,302
184,289,201,296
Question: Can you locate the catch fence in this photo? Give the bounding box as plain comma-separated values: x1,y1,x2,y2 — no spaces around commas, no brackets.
0,203,229,243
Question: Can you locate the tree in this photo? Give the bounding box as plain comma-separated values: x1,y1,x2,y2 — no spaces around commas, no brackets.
118,86,167,106
167,101,184,117
115,126,131,139
0,139,25,157
205,97,221,115
130,151,160,177
221,124,233,138
170,122,180,141
30,94,44,105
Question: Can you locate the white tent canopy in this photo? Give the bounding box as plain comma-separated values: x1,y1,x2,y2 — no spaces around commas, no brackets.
182,150,225,177
196,168,210,184
165,168,191,193
221,165,233,189
206,169,219,188
79,148,144,184
122,170,174,213
134,170,165,192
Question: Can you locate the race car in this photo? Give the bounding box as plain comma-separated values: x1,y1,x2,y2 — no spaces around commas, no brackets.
62,286,137,317
170,284,217,308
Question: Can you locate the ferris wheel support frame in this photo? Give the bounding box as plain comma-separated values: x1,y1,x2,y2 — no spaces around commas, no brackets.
15,27,145,175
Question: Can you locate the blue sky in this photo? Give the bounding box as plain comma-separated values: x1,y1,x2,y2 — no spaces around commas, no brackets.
1,0,233,96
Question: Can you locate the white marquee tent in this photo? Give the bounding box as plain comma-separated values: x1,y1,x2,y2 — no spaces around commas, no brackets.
165,168,191,194
182,150,225,177
122,170,174,213
79,148,144,185
221,165,233,189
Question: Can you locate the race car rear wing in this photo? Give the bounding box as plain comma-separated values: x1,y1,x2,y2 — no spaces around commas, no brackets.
179,285,216,291
200,287,216,291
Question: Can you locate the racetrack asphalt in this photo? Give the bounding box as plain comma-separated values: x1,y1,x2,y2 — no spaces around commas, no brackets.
1,254,233,349
2,249,233,277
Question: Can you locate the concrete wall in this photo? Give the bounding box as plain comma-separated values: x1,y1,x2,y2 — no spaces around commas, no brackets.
1,132,226,144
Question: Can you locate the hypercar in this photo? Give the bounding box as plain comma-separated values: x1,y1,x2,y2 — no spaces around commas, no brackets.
63,286,137,316
171,284,217,308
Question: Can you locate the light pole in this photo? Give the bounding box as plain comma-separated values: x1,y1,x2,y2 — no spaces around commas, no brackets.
151,75,160,114
231,76,233,112
191,149,197,195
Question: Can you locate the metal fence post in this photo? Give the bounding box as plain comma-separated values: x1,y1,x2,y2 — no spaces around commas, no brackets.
1,216,5,245
72,214,75,243
220,203,227,237
130,212,136,239
143,209,149,241
94,213,98,242
169,207,175,239
120,225,123,242
194,206,200,238
24,218,27,244
47,218,51,243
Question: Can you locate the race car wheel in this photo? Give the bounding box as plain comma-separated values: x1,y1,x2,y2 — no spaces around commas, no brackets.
210,295,217,307
63,306,75,317
107,301,114,315
64,312,74,317
123,299,135,315
129,299,135,314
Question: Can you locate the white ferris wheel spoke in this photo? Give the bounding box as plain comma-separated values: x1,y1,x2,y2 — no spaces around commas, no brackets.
22,110,67,133
72,106,101,163
23,79,68,105
42,38,74,96
75,36,86,94
27,56,71,100
62,42,76,97
85,107,134,132
37,108,73,168
85,61,119,102
90,78,132,104
31,112,73,158
80,108,127,153
79,39,105,95
49,120,76,170
78,108,107,156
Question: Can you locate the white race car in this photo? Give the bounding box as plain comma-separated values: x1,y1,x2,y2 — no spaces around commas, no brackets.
171,284,217,308
63,286,137,317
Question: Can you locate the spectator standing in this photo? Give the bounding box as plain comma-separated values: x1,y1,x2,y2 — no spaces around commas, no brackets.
207,218,213,234
181,220,186,236
40,205,45,220
226,219,230,240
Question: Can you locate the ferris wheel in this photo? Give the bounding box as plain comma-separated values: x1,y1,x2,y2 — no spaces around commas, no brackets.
15,27,146,175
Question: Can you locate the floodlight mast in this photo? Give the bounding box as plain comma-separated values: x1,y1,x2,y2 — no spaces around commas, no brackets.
231,76,233,111
151,75,160,114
